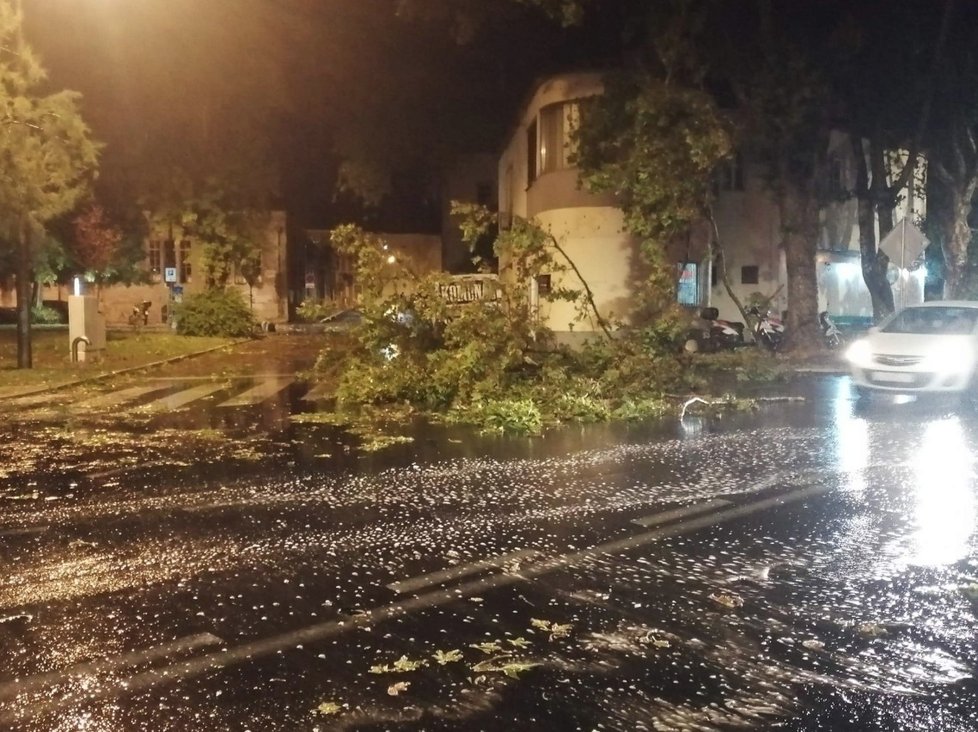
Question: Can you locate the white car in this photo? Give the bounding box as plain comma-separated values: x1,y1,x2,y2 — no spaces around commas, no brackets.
845,301,978,399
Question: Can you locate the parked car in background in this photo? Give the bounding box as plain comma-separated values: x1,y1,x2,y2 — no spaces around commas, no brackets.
845,301,978,400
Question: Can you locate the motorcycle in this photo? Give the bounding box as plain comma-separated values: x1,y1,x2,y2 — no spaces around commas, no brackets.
747,306,784,351
683,307,746,353
819,311,842,349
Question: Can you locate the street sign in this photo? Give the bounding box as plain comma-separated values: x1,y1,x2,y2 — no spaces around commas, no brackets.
164,267,178,283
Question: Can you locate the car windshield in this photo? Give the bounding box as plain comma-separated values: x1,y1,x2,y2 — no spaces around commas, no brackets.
881,306,978,335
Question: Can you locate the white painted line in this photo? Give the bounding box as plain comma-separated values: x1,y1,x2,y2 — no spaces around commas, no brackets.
85,466,130,481
75,384,172,410
0,482,834,719
141,383,226,412
557,483,832,565
0,526,49,538
300,382,333,402
7,393,62,408
0,632,223,703
217,377,293,408
155,374,294,382
632,498,732,528
387,549,543,595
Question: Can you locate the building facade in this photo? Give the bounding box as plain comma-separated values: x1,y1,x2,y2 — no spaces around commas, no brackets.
498,72,642,342
35,210,288,326
499,72,927,337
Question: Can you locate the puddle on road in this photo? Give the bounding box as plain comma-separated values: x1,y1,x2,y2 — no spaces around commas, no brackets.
2,376,978,730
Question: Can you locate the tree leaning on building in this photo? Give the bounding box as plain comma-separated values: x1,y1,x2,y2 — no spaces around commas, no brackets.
0,0,99,367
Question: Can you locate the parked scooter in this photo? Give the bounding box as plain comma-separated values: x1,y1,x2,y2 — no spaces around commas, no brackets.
683,307,746,353
819,311,842,349
747,306,784,351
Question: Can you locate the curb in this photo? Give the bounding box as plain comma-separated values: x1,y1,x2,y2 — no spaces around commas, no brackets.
0,339,252,402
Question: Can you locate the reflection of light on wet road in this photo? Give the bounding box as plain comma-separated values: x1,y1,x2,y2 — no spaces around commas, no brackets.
835,380,868,494
909,417,976,567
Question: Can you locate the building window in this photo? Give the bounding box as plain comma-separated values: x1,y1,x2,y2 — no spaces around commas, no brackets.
677,262,698,305
715,153,745,193
148,239,162,276
741,265,759,285
526,118,538,185
179,239,192,283
163,239,176,271
538,101,581,175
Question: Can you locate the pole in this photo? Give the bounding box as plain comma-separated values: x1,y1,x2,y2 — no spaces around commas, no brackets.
16,214,32,368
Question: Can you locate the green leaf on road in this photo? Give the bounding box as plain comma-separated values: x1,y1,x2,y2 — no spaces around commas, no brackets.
470,641,503,655
432,649,464,665
314,701,342,716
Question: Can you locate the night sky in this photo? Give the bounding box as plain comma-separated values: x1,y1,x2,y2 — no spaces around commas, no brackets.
22,0,627,229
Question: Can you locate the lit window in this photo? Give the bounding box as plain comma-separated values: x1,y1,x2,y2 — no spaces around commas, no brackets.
179,239,192,283
538,101,581,175
148,240,162,275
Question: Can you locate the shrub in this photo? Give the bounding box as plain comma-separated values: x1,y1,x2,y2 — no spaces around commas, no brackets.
30,305,65,324
470,398,543,435
174,288,255,337
296,299,339,323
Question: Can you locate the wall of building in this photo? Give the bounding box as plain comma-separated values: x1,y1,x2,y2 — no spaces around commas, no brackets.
40,210,288,326
532,207,640,332
499,72,642,337
709,161,786,320
303,229,443,307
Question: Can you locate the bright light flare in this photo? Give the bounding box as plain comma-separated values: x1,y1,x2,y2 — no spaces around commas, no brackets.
908,417,976,567
845,339,873,368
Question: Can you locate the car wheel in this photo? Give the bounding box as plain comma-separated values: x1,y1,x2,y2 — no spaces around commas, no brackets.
683,336,700,354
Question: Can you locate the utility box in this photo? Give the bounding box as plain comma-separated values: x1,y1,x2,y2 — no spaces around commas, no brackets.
68,295,106,363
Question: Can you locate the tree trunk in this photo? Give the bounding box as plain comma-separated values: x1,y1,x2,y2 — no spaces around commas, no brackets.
943,184,976,298
854,136,894,321
16,216,33,369
779,180,822,353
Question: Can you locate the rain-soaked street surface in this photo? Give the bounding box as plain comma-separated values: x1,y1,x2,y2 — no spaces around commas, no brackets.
1,344,976,731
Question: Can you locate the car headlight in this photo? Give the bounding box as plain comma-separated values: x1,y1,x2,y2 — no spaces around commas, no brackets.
845,339,873,368
921,341,975,374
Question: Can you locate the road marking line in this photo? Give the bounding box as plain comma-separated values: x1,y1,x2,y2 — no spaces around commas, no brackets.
85,466,130,481
141,383,226,412
217,377,293,408
0,482,834,719
301,382,333,402
147,374,293,382
0,632,223,703
387,549,543,595
632,498,732,528
6,393,63,407
74,384,172,410
0,526,49,537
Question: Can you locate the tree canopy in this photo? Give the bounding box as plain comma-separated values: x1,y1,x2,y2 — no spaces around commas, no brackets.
0,0,99,366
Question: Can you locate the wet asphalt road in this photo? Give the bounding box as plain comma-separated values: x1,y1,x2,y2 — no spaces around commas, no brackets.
0,368,976,731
